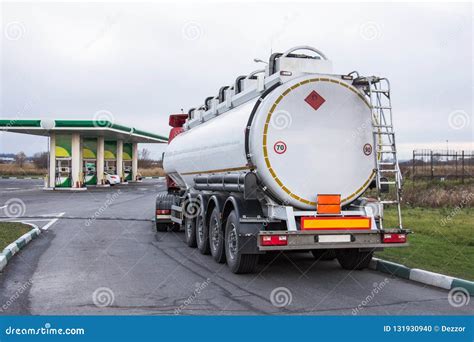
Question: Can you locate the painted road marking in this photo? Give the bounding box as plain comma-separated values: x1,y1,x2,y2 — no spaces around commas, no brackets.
0,212,65,231
41,212,65,230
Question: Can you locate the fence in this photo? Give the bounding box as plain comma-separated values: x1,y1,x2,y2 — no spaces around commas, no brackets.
405,149,473,181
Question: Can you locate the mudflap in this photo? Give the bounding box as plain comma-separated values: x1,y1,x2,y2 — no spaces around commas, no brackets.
237,222,265,255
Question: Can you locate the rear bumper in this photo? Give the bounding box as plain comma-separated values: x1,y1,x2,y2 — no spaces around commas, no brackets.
156,214,172,222
258,230,409,251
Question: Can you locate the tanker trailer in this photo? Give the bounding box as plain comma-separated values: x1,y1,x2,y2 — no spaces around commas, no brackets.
156,46,410,274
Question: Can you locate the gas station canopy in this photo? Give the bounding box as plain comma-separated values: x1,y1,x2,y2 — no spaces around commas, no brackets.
0,119,168,143
0,119,168,189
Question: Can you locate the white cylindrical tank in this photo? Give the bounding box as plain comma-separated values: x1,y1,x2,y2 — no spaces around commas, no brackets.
163,74,375,210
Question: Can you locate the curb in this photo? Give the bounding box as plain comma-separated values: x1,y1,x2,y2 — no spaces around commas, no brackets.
0,222,41,273
370,258,474,295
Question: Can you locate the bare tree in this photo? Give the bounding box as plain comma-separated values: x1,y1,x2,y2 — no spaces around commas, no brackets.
15,151,27,168
32,152,48,169
138,148,153,168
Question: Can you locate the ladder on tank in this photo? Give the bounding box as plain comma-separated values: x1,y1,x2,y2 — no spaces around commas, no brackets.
354,76,403,230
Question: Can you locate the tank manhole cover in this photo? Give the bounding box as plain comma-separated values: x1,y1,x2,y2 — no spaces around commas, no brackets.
304,90,326,111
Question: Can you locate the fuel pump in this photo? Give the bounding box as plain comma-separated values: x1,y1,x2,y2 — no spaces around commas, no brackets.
83,160,97,186
55,159,72,187
123,160,132,181
105,160,116,174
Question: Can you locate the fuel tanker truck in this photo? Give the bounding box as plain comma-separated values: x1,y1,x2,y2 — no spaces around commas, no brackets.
156,46,409,273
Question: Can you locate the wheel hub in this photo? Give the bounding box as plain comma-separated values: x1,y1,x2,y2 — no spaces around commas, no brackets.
186,218,192,237
197,218,204,242
211,217,219,250
228,223,237,260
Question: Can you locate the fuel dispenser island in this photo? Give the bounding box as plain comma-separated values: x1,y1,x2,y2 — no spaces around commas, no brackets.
55,134,72,187
104,140,117,175
82,138,97,186
123,143,133,182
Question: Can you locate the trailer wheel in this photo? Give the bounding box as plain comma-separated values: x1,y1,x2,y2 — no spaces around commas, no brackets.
336,249,373,270
196,214,210,255
209,207,226,263
311,249,336,261
224,210,258,274
155,191,176,232
184,215,197,247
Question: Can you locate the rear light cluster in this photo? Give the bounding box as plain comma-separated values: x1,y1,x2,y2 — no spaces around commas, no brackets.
261,235,288,246
156,209,170,215
383,233,406,243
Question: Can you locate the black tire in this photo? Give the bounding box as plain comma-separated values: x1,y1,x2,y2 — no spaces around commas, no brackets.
311,249,336,261
156,222,169,232
184,214,197,247
209,207,226,263
224,210,258,274
196,213,210,255
336,249,373,270
155,191,177,233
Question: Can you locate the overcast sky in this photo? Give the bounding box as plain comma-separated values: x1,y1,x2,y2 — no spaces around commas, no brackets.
0,1,472,159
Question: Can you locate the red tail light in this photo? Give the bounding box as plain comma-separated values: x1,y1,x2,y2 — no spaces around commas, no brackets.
261,235,288,246
156,209,170,215
383,233,406,243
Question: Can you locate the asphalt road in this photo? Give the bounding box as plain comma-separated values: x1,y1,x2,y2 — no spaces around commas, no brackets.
0,179,472,315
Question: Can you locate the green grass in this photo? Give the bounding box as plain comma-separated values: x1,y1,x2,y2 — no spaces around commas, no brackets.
376,207,474,281
0,222,32,251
